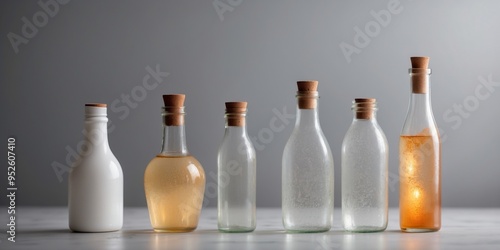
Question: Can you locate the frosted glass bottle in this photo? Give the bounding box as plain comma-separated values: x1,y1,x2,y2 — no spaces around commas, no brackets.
217,102,256,232
144,94,206,232
69,103,123,232
341,98,388,232
400,57,441,232
282,81,334,233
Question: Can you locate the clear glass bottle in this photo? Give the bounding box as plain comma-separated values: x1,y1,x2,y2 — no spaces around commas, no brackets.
341,98,388,232
282,80,334,233
217,102,256,232
400,57,441,232
69,103,123,232
144,94,206,232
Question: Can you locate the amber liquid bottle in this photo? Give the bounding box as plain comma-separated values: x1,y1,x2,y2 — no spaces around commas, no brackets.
400,57,441,232
144,94,206,232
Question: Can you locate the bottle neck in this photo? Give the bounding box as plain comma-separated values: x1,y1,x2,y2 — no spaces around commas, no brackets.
295,105,320,128
352,98,377,122
160,108,188,156
83,106,110,152
224,125,248,140
161,124,188,156
408,91,432,115
402,70,437,135
408,72,433,119
295,92,320,128
225,114,248,136
352,112,377,123
83,118,109,150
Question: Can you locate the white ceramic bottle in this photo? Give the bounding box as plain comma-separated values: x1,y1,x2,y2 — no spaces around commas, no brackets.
69,103,123,232
282,81,334,233
217,102,256,232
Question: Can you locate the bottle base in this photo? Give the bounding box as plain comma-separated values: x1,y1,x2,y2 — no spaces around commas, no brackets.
344,226,386,233
70,227,122,233
153,227,197,233
285,227,331,233
218,226,255,233
401,227,440,233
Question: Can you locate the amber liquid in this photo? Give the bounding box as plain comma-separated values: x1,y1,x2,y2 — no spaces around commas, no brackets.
400,135,441,232
144,155,206,232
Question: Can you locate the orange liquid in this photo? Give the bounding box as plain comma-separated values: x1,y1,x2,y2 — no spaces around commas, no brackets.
144,155,205,232
399,135,441,232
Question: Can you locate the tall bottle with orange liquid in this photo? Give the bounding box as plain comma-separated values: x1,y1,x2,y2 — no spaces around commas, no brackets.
144,94,206,232
399,57,441,232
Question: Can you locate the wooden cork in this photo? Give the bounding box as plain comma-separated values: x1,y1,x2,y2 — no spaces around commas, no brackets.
225,102,247,127
410,56,430,94
410,57,429,69
162,94,185,126
354,98,376,120
85,103,107,107
297,81,318,109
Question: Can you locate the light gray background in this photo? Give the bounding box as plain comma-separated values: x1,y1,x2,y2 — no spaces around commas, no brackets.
1,0,499,207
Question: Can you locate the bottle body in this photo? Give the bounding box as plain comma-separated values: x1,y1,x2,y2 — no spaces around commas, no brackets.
144,95,206,232
145,154,205,232
282,82,334,232
68,104,123,232
399,66,441,232
399,134,440,231
217,127,256,232
217,102,256,232
341,99,388,232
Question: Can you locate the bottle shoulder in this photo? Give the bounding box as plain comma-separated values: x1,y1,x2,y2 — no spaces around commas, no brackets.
145,154,205,179
401,116,440,136
219,133,256,154
345,120,386,135
342,121,388,150
401,99,440,135
70,156,123,181
284,127,333,158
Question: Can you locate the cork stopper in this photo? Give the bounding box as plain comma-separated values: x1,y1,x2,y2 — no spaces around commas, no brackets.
162,94,185,126
85,103,107,107
410,57,429,69
297,81,318,91
225,102,247,127
297,81,319,109
353,98,376,119
410,56,430,94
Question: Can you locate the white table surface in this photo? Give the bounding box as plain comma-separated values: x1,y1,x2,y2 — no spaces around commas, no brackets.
1,207,499,250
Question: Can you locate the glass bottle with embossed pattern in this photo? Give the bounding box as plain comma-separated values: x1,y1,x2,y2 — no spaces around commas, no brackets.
342,98,388,232
282,81,334,233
